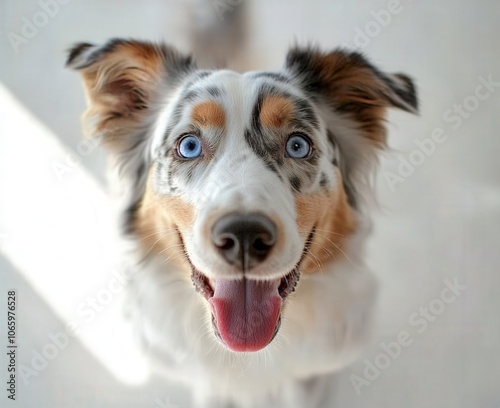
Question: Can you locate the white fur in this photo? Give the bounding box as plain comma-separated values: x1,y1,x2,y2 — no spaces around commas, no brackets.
122,71,380,407
125,226,377,407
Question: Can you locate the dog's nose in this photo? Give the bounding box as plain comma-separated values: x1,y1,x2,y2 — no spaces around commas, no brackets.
211,213,277,271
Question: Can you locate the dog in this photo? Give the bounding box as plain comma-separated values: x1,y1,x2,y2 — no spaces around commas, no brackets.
67,38,418,407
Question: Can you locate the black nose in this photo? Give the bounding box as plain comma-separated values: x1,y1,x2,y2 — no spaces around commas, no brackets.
211,213,277,271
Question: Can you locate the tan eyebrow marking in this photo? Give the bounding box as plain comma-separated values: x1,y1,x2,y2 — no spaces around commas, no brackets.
191,101,226,128
260,95,294,128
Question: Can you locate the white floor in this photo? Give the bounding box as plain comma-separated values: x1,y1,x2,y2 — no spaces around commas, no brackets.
1,0,499,407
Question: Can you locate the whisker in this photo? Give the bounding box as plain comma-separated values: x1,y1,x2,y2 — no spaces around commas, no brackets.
157,243,184,256
137,227,179,241
304,227,347,237
316,236,358,268
303,253,323,273
138,228,180,258
160,248,187,266
309,239,337,260
302,226,359,269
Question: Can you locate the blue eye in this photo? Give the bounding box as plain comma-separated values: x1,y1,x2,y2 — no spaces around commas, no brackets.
178,135,202,159
285,134,311,159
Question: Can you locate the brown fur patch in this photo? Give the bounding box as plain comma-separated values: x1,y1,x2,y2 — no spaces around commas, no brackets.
292,51,394,147
310,53,388,146
260,95,294,128
72,40,185,153
295,169,355,273
133,166,194,273
191,101,226,128
81,42,165,124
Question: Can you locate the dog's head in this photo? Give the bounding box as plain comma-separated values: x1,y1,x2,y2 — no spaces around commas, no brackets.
68,39,417,353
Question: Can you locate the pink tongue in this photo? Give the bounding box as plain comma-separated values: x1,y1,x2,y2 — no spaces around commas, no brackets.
209,278,282,352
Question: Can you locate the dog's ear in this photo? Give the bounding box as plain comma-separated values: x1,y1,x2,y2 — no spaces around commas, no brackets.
285,46,418,147
285,46,418,209
66,38,194,153
67,39,195,224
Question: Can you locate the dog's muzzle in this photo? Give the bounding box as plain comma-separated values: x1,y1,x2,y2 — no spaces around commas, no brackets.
187,212,314,353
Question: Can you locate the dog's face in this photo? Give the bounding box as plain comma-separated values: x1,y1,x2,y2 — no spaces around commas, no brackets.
68,39,417,353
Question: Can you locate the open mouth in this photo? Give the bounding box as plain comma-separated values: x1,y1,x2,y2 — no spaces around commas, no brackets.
186,229,315,352
191,266,301,302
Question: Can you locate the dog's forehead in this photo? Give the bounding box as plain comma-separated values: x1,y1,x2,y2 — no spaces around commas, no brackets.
194,69,295,95
150,68,320,162
194,70,260,126
185,70,304,117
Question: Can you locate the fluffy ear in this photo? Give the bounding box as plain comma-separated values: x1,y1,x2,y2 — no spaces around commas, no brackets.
285,46,418,209
66,38,194,153
67,39,195,232
285,46,418,147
